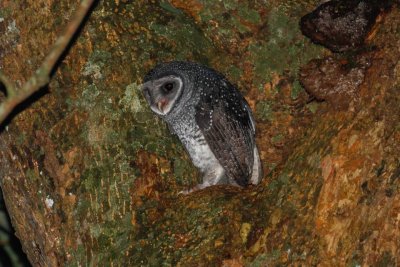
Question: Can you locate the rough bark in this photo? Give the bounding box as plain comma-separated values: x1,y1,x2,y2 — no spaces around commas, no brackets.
0,0,399,266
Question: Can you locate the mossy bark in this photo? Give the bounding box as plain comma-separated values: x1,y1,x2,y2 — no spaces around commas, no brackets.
0,1,399,266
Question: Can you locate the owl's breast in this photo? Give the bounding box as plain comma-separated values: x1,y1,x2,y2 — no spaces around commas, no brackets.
170,117,220,173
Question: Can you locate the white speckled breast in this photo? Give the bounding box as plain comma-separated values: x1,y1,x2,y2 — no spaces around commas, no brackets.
170,115,220,173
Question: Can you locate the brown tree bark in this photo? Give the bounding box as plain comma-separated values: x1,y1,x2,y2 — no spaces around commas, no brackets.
0,1,399,266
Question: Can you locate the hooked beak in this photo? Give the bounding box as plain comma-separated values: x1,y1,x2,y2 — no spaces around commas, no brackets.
157,98,168,113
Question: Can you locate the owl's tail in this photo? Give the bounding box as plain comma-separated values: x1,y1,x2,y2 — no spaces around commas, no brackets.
250,146,262,185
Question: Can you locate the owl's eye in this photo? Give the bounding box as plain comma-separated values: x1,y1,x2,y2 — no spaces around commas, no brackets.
162,82,174,92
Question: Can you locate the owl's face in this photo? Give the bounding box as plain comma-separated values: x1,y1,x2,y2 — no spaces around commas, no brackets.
141,75,183,115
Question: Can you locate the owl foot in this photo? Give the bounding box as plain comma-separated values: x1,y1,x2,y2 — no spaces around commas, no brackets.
179,181,211,195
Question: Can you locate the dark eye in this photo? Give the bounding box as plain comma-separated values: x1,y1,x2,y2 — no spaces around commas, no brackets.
162,82,174,92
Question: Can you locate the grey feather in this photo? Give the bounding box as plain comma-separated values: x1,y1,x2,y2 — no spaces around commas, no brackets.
142,61,262,192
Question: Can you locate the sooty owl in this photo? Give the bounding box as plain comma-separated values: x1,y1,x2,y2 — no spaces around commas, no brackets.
141,61,262,193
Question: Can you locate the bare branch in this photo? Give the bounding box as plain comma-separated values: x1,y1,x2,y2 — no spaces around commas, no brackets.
0,0,96,125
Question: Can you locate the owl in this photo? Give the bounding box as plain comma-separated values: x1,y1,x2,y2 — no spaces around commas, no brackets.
141,61,262,193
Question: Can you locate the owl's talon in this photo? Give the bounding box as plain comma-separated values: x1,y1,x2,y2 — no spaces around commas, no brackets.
178,189,191,195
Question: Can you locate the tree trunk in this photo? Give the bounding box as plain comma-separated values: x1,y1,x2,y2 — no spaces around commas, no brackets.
0,0,399,266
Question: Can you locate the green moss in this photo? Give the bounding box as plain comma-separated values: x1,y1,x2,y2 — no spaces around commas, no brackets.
15,132,26,145
88,50,113,65
347,260,362,267
119,83,143,114
77,84,100,108
228,65,243,80
160,1,183,15
150,16,213,62
248,7,323,85
222,1,239,10
248,250,282,267
238,7,261,24
376,251,395,267
278,171,290,185
173,158,194,185
232,16,252,34
291,80,304,99
25,168,40,183
256,101,274,121
0,6,12,19
306,102,319,113
271,134,284,144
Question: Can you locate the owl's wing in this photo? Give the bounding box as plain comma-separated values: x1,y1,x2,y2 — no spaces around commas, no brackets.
195,85,255,186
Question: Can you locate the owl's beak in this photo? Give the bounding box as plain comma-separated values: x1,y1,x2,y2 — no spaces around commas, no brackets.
157,98,168,113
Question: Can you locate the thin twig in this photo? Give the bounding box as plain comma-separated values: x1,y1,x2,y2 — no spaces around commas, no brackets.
0,0,96,125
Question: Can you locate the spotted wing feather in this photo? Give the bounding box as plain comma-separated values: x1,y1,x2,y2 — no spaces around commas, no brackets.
195,81,255,186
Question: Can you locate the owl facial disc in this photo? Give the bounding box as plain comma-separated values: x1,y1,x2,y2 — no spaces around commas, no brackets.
141,76,183,115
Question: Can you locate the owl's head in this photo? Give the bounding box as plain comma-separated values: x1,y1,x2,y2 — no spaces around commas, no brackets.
141,75,183,115
141,61,209,116
141,62,194,116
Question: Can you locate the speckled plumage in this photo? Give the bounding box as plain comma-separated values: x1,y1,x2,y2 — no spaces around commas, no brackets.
142,61,262,192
